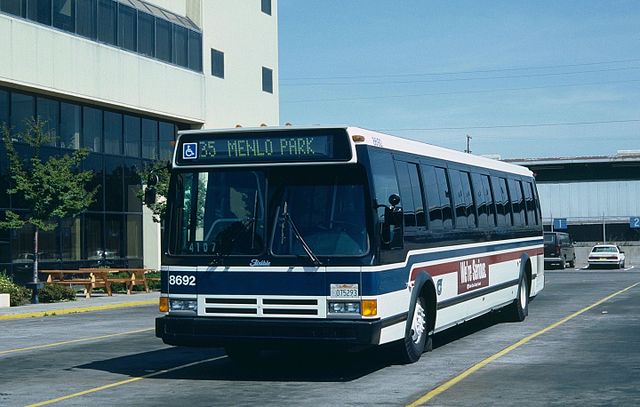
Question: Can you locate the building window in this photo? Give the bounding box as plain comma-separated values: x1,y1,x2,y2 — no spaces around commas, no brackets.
117,3,137,52
82,106,102,152
76,0,96,39
0,0,23,16
262,66,273,93
10,92,34,134
123,115,141,157
173,25,188,67
59,102,80,149
261,0,271,15
188,30,202,71
52,0,75,32
141,118,158,159
158,121,175,161
97,0,116,45
103,111,122,155
155,18,172,63
138,11,154,57
0,89,9,128
36,96,59,146
211,49,224,78
27,0,52,25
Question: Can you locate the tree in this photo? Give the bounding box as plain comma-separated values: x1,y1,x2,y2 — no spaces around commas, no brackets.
138,160,171,223
0,119,96,303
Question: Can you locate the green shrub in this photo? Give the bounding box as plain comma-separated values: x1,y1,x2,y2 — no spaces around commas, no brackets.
38,283,77,303
145,270,160,290
0,271,32,306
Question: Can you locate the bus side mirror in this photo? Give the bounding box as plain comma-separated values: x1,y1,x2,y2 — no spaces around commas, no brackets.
388,193,401,207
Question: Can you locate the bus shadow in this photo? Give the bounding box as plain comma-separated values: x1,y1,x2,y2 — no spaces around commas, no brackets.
75,312,506,382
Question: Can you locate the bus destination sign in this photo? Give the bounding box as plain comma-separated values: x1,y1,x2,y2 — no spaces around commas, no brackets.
176,129,352,165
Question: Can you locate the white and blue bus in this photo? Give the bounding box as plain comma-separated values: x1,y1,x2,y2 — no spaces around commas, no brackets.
154,126,544,363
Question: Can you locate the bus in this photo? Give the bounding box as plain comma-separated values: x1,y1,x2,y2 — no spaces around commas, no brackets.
153,126,544,364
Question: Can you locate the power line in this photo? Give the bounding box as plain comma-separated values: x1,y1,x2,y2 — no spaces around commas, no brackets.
281,66,640,87
281,78,640,103
379,119,640,132
281,58,640,81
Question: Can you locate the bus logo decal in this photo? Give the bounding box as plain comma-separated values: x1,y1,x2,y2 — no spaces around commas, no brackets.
250,259,271,267
436,279,443,295
183,143,198,160
458,259,489,293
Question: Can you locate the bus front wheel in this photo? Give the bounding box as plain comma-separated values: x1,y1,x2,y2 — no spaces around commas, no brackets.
395,296,432,364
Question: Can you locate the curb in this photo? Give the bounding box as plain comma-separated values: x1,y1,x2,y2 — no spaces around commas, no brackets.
0,299,157,321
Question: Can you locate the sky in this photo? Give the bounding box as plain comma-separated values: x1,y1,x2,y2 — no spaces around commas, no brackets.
277,0,640,159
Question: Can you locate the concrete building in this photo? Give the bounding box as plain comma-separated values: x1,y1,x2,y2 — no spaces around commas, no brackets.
0,0,279,279
507,153,640,265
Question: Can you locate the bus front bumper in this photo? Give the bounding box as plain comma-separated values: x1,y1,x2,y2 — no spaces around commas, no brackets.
156,315,383,347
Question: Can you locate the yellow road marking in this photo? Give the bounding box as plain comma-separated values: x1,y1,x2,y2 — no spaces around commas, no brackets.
0,299,157,321
26,355,227,407
407,281,640,407
0,328,154,356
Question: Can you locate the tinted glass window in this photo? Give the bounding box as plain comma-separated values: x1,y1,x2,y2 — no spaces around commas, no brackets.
482,175,496,226
126,214,142,258
155,18,172,62
1,0,23,16
97,0,116,45
460,171,476,228
104,157,123,211
369,149,402,249
82,106,102,152
158,121,175,161
211,48,224,78
524,182,538,225
123,114,140,157
262,67,273,93
508,179,526,226
449,169,467,229
118,4,137,52
83,213,103,260
261,0,271,15
36,97,59,146
138,11,154,57
435,167,453,229
76,0,96,39
27,0,52,25
83,153,103,211
188,30,202,71
103,111,122,155
124,159,141,212
173,25,188,67
395,161,416,227
52,0,74,32
0,89,8,129
105,214,122,258
11,92,34,134
408,163,425,227
422,165,441,230
492,176,512,227
471,173,488,227
141,118,157,159
59,102,80,149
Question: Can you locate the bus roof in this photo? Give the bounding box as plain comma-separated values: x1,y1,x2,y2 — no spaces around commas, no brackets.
177,125,533,177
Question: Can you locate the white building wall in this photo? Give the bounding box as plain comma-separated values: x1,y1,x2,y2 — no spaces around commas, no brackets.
538,181,640,222
0,14,206,124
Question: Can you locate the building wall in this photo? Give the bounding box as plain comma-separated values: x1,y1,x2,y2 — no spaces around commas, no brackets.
538,181,640,222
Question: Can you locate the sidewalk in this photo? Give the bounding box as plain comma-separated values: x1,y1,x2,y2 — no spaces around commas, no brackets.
0,291,160,320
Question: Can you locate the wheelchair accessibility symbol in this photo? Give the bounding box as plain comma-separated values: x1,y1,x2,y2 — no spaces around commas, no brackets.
183,143,198,160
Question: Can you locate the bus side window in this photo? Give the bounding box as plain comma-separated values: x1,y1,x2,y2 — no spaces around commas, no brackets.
408,164,426,228
491,176,507,227
369,150,403,250
482,174,496,227
435,167,453,230
422,165,443,230
507,178,525,226
461,171,477,228
524,181,539,225
471,173,488,228
395,161,417,227
449,169,467,229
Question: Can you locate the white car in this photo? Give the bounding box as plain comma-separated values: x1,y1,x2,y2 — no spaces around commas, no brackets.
587,244,626,269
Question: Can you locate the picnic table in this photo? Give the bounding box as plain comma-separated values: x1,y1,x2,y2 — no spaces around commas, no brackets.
43,268,158,298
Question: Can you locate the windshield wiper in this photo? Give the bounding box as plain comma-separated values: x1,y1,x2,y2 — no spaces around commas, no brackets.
281,201,322,266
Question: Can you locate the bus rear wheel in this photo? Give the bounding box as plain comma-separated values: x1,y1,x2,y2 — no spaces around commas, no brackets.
395,296,431,364
505,274,529,322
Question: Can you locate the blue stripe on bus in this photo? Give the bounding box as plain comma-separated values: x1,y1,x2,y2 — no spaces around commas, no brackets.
164,238,541,296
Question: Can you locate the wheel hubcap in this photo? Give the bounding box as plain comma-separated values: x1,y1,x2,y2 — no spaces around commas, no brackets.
519,280,527,309
411,301,426,344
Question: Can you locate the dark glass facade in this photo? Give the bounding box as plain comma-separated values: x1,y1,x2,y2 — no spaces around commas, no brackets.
0,0,202,72
0,85,185,280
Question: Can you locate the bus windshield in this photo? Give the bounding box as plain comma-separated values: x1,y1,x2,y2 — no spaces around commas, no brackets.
169,166,369,258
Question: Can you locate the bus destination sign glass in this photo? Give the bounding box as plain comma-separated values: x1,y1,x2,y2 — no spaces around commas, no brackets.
176,129,351,165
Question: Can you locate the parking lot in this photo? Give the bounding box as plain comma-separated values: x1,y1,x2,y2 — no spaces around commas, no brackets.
1,270,639,406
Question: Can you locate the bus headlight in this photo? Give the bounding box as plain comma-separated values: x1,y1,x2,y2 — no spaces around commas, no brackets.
169,299,197,312
328,301,361,314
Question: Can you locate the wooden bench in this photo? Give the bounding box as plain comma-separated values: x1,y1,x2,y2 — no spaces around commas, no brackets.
43,270,112,298
81,268,157,295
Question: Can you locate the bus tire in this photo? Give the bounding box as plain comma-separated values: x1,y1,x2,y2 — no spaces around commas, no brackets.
395,296,430,364
506,274,529,322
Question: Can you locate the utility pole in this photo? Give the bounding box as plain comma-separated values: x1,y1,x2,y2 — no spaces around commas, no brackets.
464,134,472,154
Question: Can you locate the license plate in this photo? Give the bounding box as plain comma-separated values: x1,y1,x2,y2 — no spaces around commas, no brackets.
330,283,359,298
